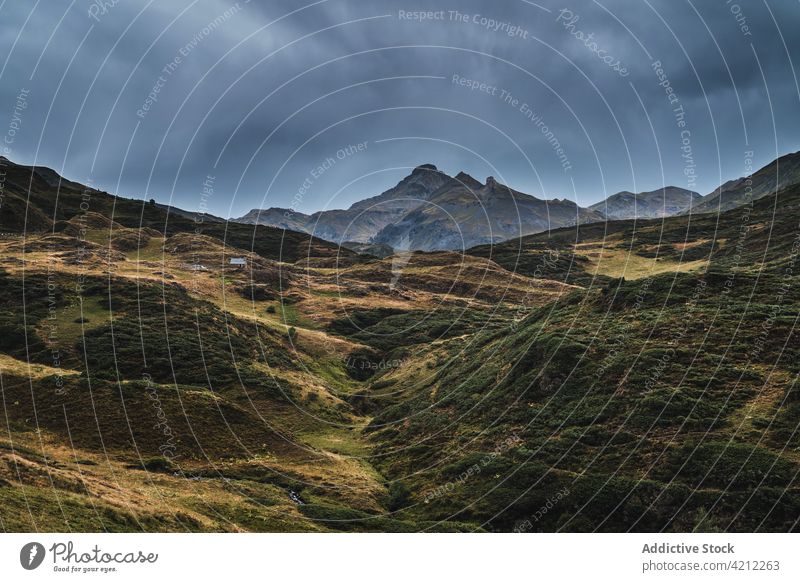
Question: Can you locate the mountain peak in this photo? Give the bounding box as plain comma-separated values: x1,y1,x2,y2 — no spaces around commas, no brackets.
412,163,438,174
453,172,482,190
589,185,700,219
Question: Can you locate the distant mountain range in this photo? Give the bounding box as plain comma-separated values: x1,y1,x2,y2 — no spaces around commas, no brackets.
588,186,700,219
5,150,799,255
236,165,602,251
372,172,602,251
237,151,800,252
236,164,451,246
3,151,800,532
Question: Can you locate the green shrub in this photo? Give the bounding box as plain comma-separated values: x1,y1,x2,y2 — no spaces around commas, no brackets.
387,481,411,511
139,457,174,473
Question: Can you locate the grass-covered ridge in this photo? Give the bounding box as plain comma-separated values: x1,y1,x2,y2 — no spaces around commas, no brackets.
1,157,799,532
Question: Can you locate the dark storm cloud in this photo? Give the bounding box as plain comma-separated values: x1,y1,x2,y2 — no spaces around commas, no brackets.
1,0,798,217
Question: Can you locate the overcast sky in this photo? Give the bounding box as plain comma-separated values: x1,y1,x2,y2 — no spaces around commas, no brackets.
1,0,799,217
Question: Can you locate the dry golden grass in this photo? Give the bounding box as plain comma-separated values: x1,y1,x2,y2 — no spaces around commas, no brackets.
0,225,721,532
0,353,80,380
575,243,708,279
0,430,325,532
724,367,798,461
0,230,398,531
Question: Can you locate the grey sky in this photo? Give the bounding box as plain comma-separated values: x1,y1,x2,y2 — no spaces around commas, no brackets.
1,0,798,217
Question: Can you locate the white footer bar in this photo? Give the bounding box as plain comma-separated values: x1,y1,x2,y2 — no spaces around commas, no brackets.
1,533,796,581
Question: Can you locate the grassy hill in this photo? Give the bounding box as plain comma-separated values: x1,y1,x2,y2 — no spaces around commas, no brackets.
1,156,798,532
0,158,536,531
689,151,800,214
0,157,356,264
364,183,800,531
468,180,800,286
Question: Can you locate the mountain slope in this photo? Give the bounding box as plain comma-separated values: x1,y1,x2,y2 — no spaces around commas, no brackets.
3,153,799,532
469,177,800,287
0,154,555,531
0,156,354,264
236,164,451,244
373,174,603,251
236,207,312,232
690,150,800,214
589,186,700,219
365,182,800,532
238,151,800,250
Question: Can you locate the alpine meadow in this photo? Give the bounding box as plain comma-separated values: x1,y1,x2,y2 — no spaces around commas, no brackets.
1,0,800,566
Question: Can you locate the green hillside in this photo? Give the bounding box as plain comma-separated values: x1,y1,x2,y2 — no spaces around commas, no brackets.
1,157,798,532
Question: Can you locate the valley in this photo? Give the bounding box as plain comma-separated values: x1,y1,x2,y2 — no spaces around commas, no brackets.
0,155,798,532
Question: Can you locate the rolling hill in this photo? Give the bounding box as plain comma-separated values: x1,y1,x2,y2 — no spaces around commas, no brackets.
1,154,798,532
689,151,800,215
0,155,554,531
0,156,356,264
363,181,800,532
